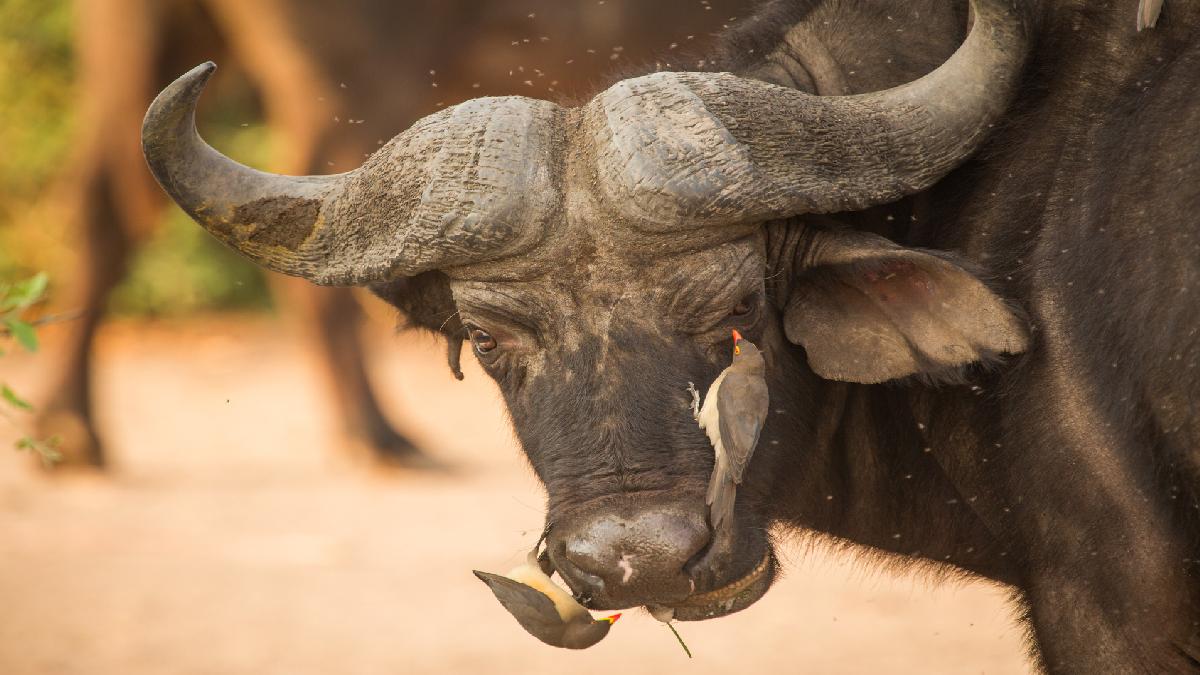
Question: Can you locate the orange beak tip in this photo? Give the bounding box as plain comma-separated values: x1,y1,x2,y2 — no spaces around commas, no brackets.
607,613,622,623
731,329,743,342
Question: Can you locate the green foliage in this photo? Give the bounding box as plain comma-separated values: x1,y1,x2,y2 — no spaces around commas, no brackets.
0,271,48,352
0,0,75,279
0,0,74,201
15,435,62,468
1,384,33,411
109,204,275,317
0,0,274,313
0,271,49,312
4,319,38,352
1,271,62,466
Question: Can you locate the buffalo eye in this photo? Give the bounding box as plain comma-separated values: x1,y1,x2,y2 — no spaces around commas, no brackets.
730,293,757,317
466,324,497,355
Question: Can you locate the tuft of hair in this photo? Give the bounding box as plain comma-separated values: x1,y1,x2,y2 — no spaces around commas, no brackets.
893,247,1033,388
369,271,466,379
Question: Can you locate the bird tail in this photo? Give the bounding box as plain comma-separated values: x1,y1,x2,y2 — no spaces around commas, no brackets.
706,459,735,530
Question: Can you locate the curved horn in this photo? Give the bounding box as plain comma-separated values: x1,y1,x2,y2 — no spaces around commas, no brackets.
142,62,347,281
588,0,1033,229
143,62,563,285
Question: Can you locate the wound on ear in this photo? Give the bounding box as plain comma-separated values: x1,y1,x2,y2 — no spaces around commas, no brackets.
858,259,934,304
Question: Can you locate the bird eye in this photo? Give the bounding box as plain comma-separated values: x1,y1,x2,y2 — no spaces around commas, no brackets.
730,293,756,317
466,324,497,355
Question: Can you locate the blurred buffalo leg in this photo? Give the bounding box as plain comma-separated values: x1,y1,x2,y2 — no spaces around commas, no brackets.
37,0,163,468
272,279,425,464
208,0,426,465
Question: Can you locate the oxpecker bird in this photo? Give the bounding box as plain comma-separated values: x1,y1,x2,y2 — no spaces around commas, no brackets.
474,548,621,649
690,330,770,531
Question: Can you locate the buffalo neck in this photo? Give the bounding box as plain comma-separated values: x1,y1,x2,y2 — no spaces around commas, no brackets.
765,349,1022,586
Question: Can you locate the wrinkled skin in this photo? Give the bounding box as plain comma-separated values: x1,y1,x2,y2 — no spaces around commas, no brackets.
147,0,1200,671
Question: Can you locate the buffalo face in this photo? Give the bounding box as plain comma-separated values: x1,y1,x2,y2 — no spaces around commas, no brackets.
452,236,797,616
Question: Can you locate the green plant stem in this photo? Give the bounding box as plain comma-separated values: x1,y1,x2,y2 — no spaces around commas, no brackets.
0,310,81,336
667,621,693,658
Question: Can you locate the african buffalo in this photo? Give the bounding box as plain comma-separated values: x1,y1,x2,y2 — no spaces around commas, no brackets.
142,0,1200,671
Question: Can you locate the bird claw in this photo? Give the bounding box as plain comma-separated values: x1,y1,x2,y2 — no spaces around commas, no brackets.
647,604,676,623
687,381,701,420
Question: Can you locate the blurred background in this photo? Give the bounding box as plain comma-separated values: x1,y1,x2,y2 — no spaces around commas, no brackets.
0,0,1032,672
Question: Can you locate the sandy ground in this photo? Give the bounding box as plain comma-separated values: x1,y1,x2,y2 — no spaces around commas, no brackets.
0,316,1034,674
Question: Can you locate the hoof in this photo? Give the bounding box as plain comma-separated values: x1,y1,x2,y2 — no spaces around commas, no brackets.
346,429,451,473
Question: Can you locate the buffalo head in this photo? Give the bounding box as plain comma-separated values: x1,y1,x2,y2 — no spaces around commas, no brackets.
143,0,1031,620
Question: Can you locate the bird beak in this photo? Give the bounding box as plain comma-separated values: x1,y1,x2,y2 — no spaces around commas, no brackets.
731,329,742,355
600,613,622,624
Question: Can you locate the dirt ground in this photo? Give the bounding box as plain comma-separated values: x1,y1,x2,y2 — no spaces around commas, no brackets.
0,315,1033,674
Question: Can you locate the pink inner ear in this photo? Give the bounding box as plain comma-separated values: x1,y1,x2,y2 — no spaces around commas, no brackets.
858,259,935,304
786,231,1030,384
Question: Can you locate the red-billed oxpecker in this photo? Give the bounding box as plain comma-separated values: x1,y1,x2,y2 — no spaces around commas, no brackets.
690,330,769,531
474,548,621,649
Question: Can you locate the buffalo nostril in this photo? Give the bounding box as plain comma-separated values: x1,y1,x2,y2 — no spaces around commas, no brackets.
553,546,606,599
556,505,710,604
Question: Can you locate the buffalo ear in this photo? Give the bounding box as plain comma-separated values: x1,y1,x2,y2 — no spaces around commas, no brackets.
783,230,1028,383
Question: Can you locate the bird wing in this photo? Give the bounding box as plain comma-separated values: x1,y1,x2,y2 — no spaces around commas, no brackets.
473,570,567,647
715,369,769,483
